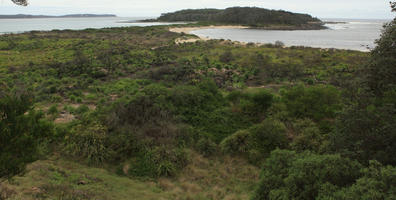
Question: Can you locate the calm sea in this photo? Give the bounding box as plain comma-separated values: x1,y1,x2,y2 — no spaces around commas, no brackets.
0,17,180,34
0,17,390,51
191,19,391,51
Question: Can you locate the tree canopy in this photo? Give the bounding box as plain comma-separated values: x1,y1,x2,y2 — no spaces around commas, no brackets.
156,7,323,28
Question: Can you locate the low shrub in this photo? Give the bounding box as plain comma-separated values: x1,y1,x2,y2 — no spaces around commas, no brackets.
253,150,363,200
47,104,59,115
281,85,342,121
0,91,53,178
290,119,325,153
196,137,217,157
249,119,288,155
64,123,109,165
220,130,252,155
128,147,189,178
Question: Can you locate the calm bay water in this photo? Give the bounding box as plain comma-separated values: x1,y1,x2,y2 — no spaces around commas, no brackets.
191,19,390,51
0,17,180,34
0,17,390,51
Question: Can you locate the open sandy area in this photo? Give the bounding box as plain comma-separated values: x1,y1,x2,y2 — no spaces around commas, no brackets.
169,25,248,44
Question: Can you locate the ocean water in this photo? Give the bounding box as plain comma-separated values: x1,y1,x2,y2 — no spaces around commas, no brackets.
0,17,390,51
0,17,181,34
191,19,390,51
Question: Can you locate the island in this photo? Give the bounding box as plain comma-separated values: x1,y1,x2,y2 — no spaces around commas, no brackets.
142,7,326,30
0,14,117,19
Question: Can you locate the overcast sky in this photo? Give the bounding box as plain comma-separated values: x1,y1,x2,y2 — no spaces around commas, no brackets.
0,0,394,19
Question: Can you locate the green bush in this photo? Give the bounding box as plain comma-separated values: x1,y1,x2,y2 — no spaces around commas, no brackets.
220,130,252,155
74,105,90,115
47,104,59,115
227,89,273,117
318,160,396,200
252,150,362,200
69,95,77,103
249,119,288,155
128,147,189,178
219,49,233,63
0,91,53,178
196,137,217,157
290,119,325,153
64,123,109,165
239,90,274,119
106,130,140,162
330,104,396,165
366,14,396,95
281,85,342,121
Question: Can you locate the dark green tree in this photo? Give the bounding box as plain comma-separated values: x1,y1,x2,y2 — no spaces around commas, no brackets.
330,3,396,165
330,104,396,165
0,91,53,179
318,160,396,200
281,85,342,121
366,2,396,95
252,150,362,200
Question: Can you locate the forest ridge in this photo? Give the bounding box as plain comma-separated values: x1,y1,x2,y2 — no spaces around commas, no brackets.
147,7,325,30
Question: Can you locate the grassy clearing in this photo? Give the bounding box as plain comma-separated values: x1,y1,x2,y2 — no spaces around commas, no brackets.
1,157,167,200
1,152,259,200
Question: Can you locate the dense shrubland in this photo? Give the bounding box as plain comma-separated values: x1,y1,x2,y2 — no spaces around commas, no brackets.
0,89,53,179
154,7,325,29
1,4,395,199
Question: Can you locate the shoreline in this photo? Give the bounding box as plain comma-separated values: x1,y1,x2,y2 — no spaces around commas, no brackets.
169,25,370,52
169,25,249,44
169,25,249,34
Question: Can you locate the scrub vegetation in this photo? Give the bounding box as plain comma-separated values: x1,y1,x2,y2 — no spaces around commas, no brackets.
146,7,325,30
0,3,395,199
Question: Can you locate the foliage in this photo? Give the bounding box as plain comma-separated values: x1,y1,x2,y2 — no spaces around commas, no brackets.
330,104,396,165
196,137,217,157
249,119,288,155
318,160,396,200
290,119,326,153
252,150,362,200
219,49,234,63
220,130,252,155
47,104,59,116
0,14,392,200
366,6,396,95
281,85,342,121
227,89,274,121
64,123,109,165
157,7,324,29
0,91,53,178
328,2,396,166
128,147,188,178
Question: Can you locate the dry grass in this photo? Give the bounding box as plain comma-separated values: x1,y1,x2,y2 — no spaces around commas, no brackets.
1,152,259,200
159,151,260,200
1,157,168,200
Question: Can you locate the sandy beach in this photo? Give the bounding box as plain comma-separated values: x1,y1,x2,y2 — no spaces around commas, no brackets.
169,25,248,34
169,25,248,44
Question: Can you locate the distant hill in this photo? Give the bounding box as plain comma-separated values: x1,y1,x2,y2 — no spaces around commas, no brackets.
0,14,117,19
147,7,325,30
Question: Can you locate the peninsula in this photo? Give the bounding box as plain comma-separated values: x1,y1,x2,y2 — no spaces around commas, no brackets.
143,7,326,30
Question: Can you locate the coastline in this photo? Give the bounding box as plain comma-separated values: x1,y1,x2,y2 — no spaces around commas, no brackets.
168,25,370,52
169,25,249,44
169,25,249,34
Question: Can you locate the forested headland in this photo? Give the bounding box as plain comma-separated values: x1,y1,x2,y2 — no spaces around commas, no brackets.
145,7,325,30
0,3,395,200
